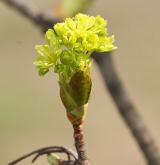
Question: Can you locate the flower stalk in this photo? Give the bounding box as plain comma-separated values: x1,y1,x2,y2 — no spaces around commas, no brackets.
73,124,90,165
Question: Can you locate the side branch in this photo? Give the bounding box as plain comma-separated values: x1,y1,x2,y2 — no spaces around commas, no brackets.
2,0,59,32
93,53,160,165
8,146,77,165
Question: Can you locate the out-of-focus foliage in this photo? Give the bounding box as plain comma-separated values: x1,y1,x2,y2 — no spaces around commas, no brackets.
61,0,94,17
54,0,94,18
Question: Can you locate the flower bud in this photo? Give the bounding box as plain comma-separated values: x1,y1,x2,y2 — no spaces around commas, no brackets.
60,68,92,125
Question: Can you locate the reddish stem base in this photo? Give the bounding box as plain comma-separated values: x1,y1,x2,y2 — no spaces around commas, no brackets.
73,124,90,165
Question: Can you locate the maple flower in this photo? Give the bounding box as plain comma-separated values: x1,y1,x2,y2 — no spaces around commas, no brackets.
34,13,117,125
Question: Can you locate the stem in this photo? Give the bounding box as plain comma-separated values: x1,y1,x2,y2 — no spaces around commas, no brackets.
73,124,90,165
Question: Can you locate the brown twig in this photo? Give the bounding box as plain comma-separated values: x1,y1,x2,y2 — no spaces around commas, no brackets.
73,125,90,165
7,146,77,165
2,0,160,164
2,0,59,32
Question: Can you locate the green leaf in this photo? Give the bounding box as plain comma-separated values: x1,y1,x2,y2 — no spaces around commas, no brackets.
69,70,92,106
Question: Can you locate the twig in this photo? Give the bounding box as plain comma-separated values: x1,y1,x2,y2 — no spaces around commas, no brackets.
2,0,59,32
73,125,90,165
7,146,77,165
2,0,160,164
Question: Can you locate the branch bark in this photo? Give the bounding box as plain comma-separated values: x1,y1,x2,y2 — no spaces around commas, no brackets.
93,53,160,165
8,146,77,165
3,0,59,32
2,0,160,164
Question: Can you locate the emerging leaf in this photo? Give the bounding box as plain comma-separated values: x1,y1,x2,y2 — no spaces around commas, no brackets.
47,154,60,165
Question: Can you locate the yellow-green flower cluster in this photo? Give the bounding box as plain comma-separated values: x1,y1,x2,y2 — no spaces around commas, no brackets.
34,13,116,81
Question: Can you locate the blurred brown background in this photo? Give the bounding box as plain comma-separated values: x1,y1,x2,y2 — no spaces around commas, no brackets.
0,0,160,164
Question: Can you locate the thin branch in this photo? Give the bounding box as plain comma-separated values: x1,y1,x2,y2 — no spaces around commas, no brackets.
8,146,77,165
2,0,160,164
2,0,59,32
93,53,160,165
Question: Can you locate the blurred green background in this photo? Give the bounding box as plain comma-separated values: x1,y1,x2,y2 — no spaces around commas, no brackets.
0,0,160,164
